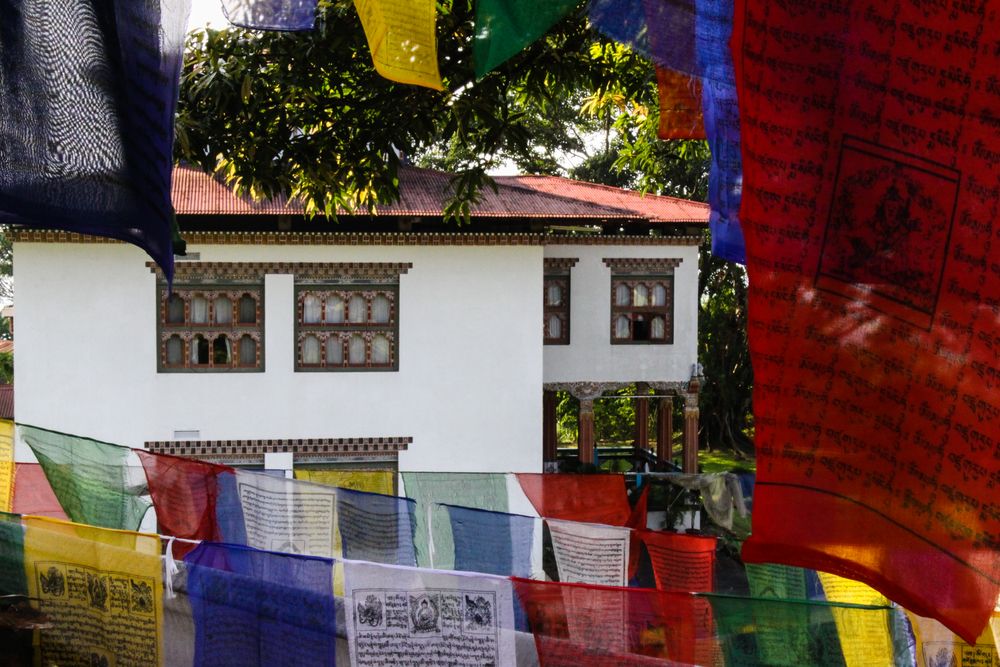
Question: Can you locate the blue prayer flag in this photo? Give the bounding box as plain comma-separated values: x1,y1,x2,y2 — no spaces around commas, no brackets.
184,542,336,667
221,0,317,30
336,487,418,566
444,504,536,578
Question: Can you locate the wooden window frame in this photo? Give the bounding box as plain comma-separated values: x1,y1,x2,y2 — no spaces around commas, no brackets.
543,258,577,346
609,275,675,345
543,275,571,345
294,284,399,372
157,282,265,373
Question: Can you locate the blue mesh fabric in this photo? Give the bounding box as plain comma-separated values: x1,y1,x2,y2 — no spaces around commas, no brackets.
221,0,317,30
0,0,190,281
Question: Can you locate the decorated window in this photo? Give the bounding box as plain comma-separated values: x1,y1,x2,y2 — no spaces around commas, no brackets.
543,258,577,345
603,257,682,345
157,279,264,372
295,281,401,372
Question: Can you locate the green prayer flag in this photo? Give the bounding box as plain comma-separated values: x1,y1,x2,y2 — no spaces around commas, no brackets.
472,0,581,78
744,564,843,665
0,512,26,596
20,425,150,531
708,595,865,666
401,472,508,569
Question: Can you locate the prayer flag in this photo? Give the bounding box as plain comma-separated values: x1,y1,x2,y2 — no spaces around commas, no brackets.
214,469,248,546
221,0,317,30
229,470,337,557
734,0,1000,643
907,611,999,667
294,468,395,495
516,473,632,525
345,560,518,666
0,512,30,662
0,419,13,512
547,518,631,586
0,511,26,596
656,68,705,140
401,472,509,569
588,0,745,263
512,577,700,665
639,529,719,665
353,0,444,90
137,451,231,552
21,424,151,530
0,0,191,281
11,463,68,520
744,563,838,665
472,0,580,79
639,530,715,592
185,542,336,666
817,572,896,667
444,504,537,578
336,486,418,566
24,516,164,666
707,593,916,666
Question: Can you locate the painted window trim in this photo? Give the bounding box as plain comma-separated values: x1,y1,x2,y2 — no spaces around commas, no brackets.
294,283,400,372
156,281,265,372
543,258,577,346
602,258,682,346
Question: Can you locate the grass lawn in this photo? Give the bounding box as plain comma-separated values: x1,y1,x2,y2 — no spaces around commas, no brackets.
699,448,756,473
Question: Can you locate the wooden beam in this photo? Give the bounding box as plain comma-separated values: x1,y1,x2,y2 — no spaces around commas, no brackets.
578,398,595,465
543,390,558,462
656,396,674,463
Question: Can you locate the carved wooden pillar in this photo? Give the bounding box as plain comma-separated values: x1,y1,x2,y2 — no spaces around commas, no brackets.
634,383,649,451
657,395,674,463
578,398,596,465
682,379,700,473
543,390,558,462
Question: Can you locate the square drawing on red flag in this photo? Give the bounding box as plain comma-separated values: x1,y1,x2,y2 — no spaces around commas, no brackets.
816,135,959,330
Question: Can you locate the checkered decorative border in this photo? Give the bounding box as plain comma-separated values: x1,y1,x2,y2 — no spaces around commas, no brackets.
144,436,411,461
602,257,685,273
11,229,701,247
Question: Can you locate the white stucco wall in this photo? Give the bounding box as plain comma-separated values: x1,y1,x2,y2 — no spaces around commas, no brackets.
542,243,699,384
13,241,544,473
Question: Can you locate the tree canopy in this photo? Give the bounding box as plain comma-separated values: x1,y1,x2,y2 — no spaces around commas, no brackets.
176,0,655,217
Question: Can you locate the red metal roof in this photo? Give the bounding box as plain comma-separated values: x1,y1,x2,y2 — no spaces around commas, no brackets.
494,174,711,223
172,165,709,225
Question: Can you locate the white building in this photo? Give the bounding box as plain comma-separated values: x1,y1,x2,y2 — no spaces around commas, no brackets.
11,166,706,475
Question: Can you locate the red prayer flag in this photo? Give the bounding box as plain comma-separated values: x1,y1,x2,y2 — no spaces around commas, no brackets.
656,67,706,140
512,577,701,665
639,530,716,593
733,0,1000,643
11,463,68,520
137,451,232,552
516,473,632,525
627,486,650,579
640,530,719,665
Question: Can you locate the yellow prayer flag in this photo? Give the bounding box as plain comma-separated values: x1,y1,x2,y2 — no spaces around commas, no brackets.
817,572,895,667
353,0,444,90
24,516,163,666
907,609,999,667
0,419,13,512
293,468,395,496
990,612,1000,659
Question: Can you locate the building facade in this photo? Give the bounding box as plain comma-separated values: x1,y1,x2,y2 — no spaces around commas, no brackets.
12,166,705,474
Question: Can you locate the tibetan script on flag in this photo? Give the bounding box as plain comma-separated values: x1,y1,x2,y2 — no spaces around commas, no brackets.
734,0,1000,642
